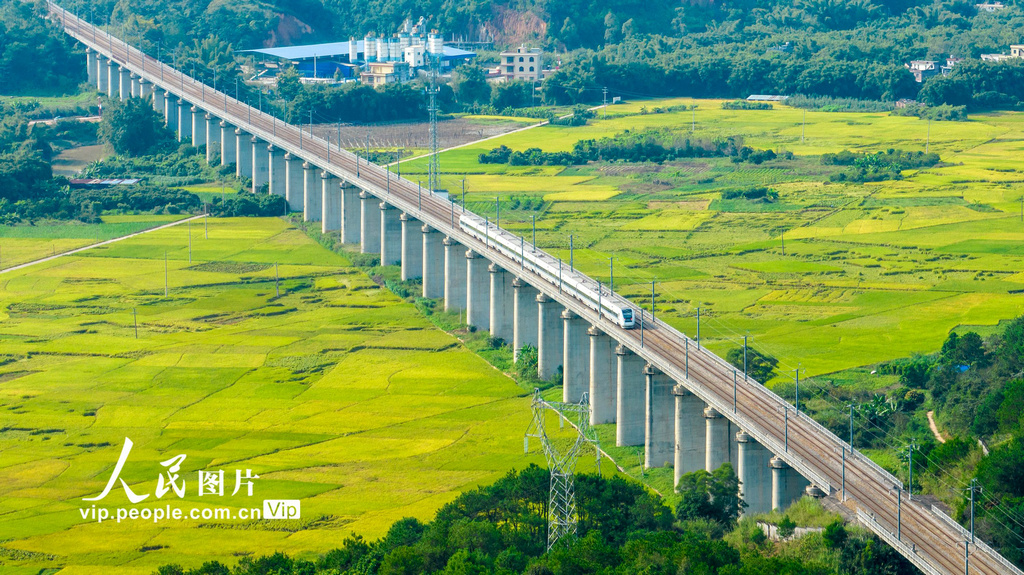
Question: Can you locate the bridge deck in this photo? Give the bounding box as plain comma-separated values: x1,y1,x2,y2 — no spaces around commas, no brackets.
47,4,1018,573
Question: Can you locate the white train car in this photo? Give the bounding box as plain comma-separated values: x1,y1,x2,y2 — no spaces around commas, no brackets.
459,213,636,329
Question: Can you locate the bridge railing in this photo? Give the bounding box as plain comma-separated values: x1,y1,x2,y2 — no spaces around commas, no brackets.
49,7,1019,572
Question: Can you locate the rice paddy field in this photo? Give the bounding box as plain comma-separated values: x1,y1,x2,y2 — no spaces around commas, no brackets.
0,215,188,272
409,100,1024,381
0,217,553,574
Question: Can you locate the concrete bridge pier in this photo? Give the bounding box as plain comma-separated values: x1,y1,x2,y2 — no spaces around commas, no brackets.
204,115,220,163
267,146,286,197
176,101,191,142
380,203,401,265
770,457,809,511
705,407,734,472
118,66,130,100
400,214,423,280
303,163,322,222
106,59,117,97
360,192,381,254
466,250,490,330
616,345,646,447
236,129,253,183
537,294,564,380
86,48,97,85
589,326,617,424
191,107,206,149
152,87,165,116
220,121,236,166
443,237,467,311
512,278,539,361
645,364,675,469
163,94,177,130
130,73,140,97
674,386,706,486
284,154,304,212
737,431,773,515
489,265,513,342
252,138,268,193
422,226,444,298
97,54,108,93
140,79,152,99
321,173,340,233
562,310,589,403
341,184,361,243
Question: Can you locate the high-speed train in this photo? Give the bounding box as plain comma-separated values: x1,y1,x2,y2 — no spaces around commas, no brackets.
459,213,637,329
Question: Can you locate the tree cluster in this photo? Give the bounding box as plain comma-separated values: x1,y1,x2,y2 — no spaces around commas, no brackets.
822,148,941,182
479,130,787,167
154,464,914,575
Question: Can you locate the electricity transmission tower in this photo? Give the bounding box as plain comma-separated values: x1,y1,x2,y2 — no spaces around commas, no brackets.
525,389,601,550
427,46,440,193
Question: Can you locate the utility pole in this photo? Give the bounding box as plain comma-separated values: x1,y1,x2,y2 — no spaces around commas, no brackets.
496,197,500,228
781,230,785,255
651,280,656,320
602,87,608,117
609,257,615,292
569,234,573,271
968,478,981,543
532,215,537,250
896,485,902,541
743,335,748,380
848,404,856,447
926,118,931,154
904,439,918,497
794,368,801,412
842,446,847,501
461,179,466,213
696,307,701,348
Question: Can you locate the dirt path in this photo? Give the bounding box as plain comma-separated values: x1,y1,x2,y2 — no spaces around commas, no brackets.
927,410,946,444
0,215,205,275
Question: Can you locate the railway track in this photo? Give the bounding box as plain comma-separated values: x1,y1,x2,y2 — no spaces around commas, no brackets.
48,5,1020,573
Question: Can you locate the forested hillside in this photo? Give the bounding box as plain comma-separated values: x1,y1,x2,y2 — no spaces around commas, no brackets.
5,0,1024,107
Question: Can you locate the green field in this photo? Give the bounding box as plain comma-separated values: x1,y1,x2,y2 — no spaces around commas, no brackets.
0,215,188,271
412,102,1024,381
0,217,557,574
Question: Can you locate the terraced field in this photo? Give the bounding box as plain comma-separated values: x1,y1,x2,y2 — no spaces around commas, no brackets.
0,217,548,574
407,101,1024,381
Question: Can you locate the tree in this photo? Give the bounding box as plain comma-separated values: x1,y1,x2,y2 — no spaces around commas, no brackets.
451,66,490,106
777,515,796,539
726,347,779,383
491,80,534,110
99,97,176,157
675,463,745,526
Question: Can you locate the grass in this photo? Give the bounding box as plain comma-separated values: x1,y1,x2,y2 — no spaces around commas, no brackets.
421,100,1024,382
0,216,563,573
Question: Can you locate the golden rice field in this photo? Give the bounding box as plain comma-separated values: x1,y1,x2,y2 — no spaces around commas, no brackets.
0,217,555,574
402,101,1024,381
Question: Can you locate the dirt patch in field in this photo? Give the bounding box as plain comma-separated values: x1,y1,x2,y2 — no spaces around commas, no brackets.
313,117,534,151
648,200,711,210
52,144,108,177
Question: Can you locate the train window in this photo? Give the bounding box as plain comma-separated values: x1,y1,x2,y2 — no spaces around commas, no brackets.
622,309,632,318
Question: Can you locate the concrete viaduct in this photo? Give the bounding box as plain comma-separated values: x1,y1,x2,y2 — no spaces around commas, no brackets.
50,3,1021,573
